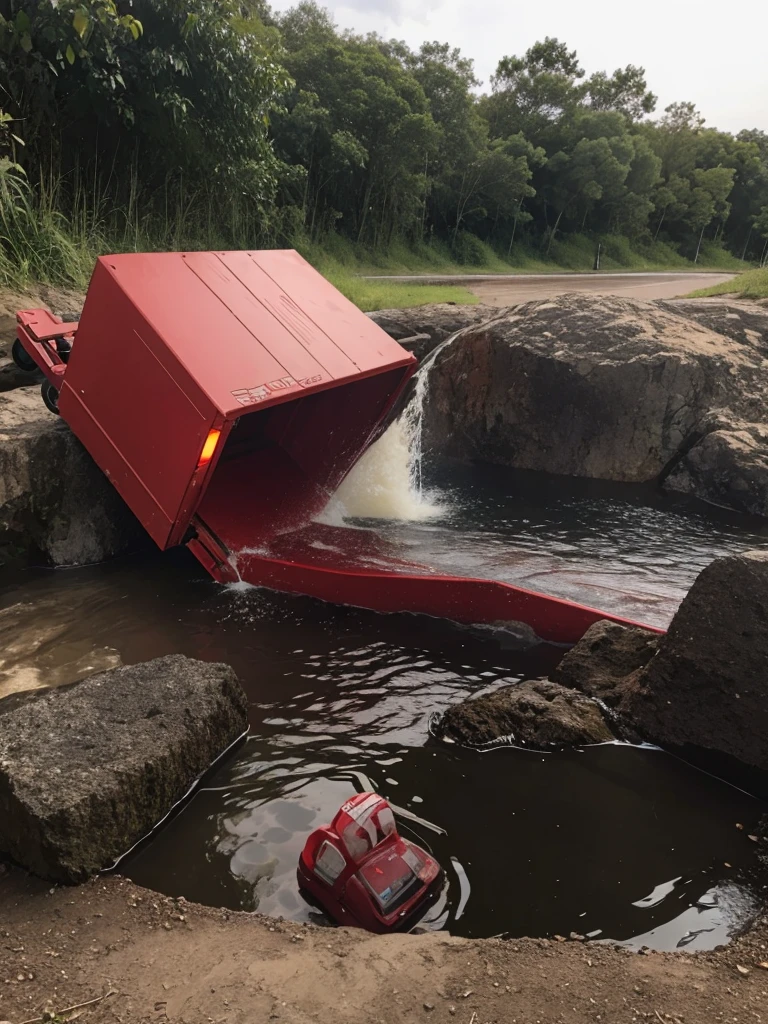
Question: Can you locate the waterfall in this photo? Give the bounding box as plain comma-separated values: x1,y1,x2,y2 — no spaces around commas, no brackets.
325,329,463,522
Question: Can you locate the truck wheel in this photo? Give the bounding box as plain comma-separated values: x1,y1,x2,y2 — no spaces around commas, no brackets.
41,381,60,415
12,339,37,372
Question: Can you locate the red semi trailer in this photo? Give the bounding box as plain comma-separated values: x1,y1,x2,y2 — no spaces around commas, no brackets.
15,250,661,644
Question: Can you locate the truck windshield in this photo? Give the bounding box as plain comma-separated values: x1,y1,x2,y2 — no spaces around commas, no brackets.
357,846,424,914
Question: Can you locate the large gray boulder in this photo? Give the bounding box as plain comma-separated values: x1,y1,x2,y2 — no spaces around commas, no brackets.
0,655,248,882
619,549,768,770
0,387,144,564
434,678,615,749
420,293,768,515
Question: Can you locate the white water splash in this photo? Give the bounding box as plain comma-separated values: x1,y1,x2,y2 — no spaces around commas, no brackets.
332,418,441,521
325,329,464,523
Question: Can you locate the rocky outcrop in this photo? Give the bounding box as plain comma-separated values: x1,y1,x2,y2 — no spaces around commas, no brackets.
368,303,497,361
552,620,660,707
549,550,768,770
419,293,768,516
661,299,768,351
0,387,144,564
0,655,248,882
0,354,42,394
434,678,615,749
619,549,768,770
664,426,768,514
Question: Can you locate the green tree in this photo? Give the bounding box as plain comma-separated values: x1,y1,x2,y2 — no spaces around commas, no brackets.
585,65,656,120
0,0,143,155
273,9,440,244
449,136,537,246
754,207,768,267
544,132,633,251
484,37,584,143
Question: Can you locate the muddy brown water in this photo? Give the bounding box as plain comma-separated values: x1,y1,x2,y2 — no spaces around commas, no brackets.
2,468,768,949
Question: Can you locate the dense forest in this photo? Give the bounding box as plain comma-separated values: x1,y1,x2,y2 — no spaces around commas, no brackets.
1,0,767,286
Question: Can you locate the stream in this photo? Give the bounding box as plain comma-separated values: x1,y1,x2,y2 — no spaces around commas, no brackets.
2,464,768,950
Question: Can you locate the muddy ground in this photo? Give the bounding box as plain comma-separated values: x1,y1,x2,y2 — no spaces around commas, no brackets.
3,866,768,1024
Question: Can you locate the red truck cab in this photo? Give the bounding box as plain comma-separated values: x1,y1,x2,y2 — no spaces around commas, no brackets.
297,793,442,933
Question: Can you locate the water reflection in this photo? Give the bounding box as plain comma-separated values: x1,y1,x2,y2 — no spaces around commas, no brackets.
368,466,768,628
2,472,768,947
126,736,763,950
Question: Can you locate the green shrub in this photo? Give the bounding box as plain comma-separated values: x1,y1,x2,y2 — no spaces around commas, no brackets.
452,231,491,267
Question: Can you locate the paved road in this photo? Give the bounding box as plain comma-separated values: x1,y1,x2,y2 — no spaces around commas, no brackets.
365,271,737,305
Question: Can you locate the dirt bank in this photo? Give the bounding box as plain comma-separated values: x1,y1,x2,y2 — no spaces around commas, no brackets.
2,867,767,1024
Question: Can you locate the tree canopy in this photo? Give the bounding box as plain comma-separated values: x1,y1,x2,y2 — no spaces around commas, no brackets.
1,0,767,267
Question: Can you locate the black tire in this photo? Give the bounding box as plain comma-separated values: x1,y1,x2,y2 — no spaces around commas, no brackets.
55,337,72,363
41,380,60,415
12,339,37,372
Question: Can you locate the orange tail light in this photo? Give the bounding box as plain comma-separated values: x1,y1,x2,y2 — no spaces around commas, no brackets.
197,428,221,468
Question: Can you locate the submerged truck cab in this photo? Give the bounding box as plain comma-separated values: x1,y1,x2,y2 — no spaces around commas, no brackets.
297,792,442,932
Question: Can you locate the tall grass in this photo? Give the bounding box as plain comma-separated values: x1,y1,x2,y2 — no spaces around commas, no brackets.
0,166,280,289
689,267,768,300
0,168,756,305
0,171,94,285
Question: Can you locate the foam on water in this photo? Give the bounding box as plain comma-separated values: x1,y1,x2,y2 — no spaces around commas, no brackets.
324,329,463,523
332,418,443,521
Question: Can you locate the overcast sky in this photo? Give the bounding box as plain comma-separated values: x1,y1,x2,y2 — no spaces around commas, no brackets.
269,0,768,135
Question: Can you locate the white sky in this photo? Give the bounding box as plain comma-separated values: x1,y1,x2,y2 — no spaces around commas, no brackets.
269,0,768,134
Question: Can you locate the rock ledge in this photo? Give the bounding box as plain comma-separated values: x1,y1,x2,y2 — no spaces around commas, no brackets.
0,655,248,881
434,678,615,749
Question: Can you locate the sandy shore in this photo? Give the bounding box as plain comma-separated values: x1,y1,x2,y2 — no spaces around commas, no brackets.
2,866,767,1024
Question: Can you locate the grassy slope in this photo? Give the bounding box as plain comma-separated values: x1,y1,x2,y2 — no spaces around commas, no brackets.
303,233,747,279
327,274,478,311
688,266,768,300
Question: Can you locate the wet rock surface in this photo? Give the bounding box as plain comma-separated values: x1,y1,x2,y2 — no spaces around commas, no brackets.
0,655,248,882
418,293,768,516
552,619,660,707
0,387,144,564
434,678,615,749
368,303,497,361
665,426,768,515
619,549,768,770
